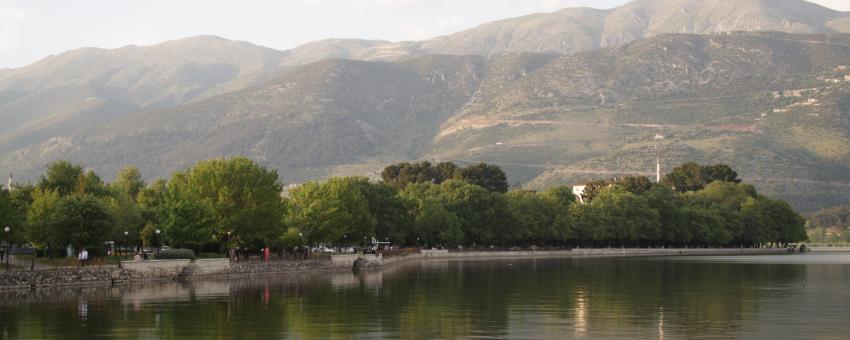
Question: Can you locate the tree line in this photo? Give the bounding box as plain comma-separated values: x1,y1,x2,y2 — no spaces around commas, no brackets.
0,158,807,257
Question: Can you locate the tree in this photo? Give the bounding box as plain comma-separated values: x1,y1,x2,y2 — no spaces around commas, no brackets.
280,227,305,250
584,186,660,247
382,161,441,188
102,190,145,247
184,157,284,244
75,171,107,197
433,162,459,183
288,178,375,246
39,195,114,254
137,179,167,226
454,163,509,193
661,162,704,193
505,190,561,245
662,162,741,193
410,198,463,247
113,166,146,202
403,180,509,246
614,175,653,195
741,197,807,247
642,185,689,246
39,160,84,196
352,180,412,244
581,179,610,203
157,174,216,249
0,190,25,245
25,188,61,250
8,183,35,218
540,186,576,208
701,164,741,184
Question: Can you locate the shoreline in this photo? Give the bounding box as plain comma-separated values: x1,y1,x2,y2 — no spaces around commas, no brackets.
0,248,791,291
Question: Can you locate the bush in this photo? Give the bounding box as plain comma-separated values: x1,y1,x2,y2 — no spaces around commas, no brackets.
156,248,195,260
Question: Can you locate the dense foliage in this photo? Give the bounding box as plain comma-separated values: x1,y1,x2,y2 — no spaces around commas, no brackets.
0,159,807,258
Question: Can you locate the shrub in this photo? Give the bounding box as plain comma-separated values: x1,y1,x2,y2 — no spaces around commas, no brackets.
156,248,195,260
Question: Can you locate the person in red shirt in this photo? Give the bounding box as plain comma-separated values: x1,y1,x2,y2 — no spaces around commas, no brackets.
263,247,270,263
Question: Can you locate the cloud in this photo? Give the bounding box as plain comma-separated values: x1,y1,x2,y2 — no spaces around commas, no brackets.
810,0,850,11
0,0,27,49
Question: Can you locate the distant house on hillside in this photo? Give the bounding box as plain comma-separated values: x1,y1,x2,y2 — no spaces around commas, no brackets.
573,185,587,204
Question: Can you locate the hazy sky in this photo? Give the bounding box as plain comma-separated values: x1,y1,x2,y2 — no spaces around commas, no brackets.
1,0,848,69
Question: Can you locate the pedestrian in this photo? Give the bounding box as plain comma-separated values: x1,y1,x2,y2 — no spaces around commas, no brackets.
0,245,5,262
264,247,270,263
79,248,89,267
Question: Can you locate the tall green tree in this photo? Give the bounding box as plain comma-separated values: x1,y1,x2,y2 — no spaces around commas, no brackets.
614,175,653,195
454,163,509,193
25,188,61,250
185,157,284,244
113,166,146,202
409,198,464,247
51,195,114,251
352,179,412,244
505,190,561,245
0,190,25,245
288,177,375,245
39,160,84,196
585,186,661,246
661,162,705,193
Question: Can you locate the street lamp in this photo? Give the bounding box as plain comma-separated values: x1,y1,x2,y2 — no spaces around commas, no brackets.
3,227,9,270
123,231,129,258
155,229,161,257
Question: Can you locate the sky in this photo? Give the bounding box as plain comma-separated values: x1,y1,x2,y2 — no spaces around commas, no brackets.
1,0,849,69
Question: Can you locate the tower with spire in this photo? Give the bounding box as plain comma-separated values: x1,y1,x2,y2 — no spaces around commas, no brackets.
654,134,665,183
6,173,12,192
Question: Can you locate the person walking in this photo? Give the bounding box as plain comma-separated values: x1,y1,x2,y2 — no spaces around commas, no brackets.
263,247,270,263
79,248,89,267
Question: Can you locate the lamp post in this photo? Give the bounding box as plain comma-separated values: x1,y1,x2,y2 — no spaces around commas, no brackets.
3,227,9,270
155,229,161,257
226,231,232,259
123,231,129,258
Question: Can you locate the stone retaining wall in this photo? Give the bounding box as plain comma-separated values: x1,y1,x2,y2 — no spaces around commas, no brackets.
0,248,789,290
0,268,116,290
224,260,349,276
121,260,190,279
194,259,231,276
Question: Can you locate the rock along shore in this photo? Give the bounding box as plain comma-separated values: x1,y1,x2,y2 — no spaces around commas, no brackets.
0,248,788,291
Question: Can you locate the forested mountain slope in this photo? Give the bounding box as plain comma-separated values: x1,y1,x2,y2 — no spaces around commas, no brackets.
4,32,850,211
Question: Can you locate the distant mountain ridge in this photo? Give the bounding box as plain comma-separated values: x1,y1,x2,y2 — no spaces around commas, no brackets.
2,0,847,154
298,0,850,62
5,31,850,212
2,0,850,212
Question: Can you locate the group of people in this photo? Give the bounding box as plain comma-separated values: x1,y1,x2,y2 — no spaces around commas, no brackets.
228,247,272,262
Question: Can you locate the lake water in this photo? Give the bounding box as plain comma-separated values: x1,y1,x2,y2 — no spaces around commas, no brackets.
1,252,849,339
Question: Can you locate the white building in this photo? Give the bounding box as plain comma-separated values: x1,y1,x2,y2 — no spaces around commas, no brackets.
572,185,587,204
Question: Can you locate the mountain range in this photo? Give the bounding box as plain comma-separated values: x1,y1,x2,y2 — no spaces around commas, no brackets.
1,0,850,212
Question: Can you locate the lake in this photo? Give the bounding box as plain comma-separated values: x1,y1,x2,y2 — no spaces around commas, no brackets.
1,252,849,339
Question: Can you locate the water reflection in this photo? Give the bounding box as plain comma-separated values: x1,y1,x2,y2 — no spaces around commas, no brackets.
0,254,849,339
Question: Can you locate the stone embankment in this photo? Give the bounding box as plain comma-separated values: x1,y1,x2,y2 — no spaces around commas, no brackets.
0,248,789,290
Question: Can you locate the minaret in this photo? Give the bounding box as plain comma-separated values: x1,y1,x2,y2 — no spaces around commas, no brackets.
654,135,664,183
